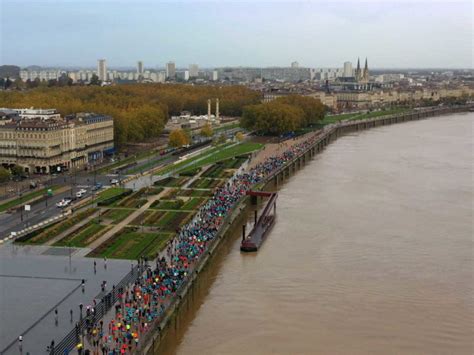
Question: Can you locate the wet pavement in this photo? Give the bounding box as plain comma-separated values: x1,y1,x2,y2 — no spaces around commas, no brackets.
0,243,131,354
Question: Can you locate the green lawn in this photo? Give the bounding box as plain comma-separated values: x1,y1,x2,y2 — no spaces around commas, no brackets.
95,187,129,203
0,185,61,213
54,221,108,247
88,228,174,259
156,143,232,175
320,108,409,125
101,208,135,223
177,143,261,175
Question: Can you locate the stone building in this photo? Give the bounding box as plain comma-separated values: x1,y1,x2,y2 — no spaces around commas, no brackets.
0,110,114,174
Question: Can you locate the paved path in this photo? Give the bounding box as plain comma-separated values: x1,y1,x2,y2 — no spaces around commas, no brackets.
247,131,320,170
87,188,170,250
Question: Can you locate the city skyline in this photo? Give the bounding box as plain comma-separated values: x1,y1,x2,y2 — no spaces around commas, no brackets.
1,0,472,69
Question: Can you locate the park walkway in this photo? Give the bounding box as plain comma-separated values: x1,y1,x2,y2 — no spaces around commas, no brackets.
87,188,170,250
247,131,320,170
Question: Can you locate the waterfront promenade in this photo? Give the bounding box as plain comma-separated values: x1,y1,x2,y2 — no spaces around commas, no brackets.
1,105,470,354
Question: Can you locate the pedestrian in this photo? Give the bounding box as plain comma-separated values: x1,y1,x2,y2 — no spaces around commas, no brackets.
104,256,107,269
70,309,73,322
18,335,23,353
81,279,85,293
94,260,97,274
54,308,58,325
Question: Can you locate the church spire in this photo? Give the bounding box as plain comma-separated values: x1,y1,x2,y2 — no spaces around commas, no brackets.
356,57,360,71
362,57,369,82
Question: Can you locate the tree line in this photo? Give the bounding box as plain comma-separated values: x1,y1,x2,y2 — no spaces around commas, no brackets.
240,95,326,135
0,84,261,145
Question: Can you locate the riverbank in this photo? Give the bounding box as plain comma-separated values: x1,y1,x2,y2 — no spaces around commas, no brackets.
171,112,473,355
137,104,472,354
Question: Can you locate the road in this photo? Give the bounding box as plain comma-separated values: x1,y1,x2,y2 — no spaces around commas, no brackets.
0,186,97,238
0,141,215,237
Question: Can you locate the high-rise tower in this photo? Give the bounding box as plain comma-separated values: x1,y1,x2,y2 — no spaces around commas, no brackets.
97,59,107,81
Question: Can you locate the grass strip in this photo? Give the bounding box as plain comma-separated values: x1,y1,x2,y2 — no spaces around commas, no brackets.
0,185,61,213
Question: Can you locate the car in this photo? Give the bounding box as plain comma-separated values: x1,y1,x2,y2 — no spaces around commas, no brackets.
64,197,72,203
78,188,87,194
92,183,103,191
76,191,84,198
56,200,67,208
110,179,119,185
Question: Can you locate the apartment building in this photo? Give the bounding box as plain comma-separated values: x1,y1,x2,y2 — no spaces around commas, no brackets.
0,109,114,174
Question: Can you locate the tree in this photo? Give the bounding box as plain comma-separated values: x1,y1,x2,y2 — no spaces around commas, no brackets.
168,129,190,148
241,101,304,135
0,167,11,183
217,133,227,144
89,74,101,86
200,123,213,137
235,131,244,142
11,165,23,176
274,95,325,126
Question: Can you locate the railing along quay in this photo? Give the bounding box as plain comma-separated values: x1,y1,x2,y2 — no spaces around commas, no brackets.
54,104,472,355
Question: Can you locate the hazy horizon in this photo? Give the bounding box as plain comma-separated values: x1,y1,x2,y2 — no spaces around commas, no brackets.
1,0,472,69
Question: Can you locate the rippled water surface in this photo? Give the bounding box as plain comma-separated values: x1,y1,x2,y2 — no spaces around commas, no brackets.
170,113,473,355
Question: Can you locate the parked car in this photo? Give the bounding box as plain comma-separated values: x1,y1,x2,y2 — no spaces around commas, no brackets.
92,183,103,191
110,179,119,186
78,188,87,194
76,191,85,198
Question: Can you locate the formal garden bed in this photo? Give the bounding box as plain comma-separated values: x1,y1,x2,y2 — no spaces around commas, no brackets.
112,189,148,208
155,211,193,231
154,176,189,188
97,188,132,206
161,188,179,200
131,210,166,227
189,178,224,190
201,163,234,179
100,208,135,223
177,189,213,197
87,227,174,260
149,199,185,210
15,208,97,245
53,221,110,248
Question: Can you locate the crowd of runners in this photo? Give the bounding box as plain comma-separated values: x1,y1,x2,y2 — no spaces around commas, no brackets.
79,132,321,354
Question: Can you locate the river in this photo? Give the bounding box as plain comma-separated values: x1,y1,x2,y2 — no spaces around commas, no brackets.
165,113,473,355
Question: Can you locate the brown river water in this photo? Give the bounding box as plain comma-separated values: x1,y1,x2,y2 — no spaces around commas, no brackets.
162,113,473,355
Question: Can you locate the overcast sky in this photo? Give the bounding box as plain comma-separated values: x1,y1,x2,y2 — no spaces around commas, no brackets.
0,0,472,68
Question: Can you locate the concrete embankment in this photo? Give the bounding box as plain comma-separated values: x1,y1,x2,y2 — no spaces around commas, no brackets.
140,105,472,354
